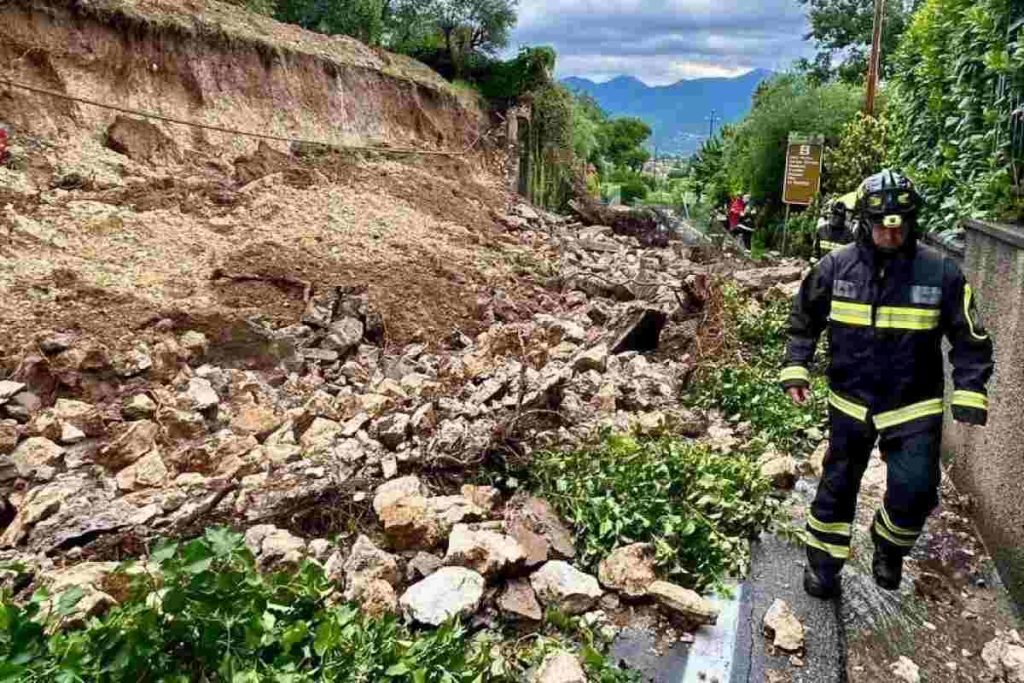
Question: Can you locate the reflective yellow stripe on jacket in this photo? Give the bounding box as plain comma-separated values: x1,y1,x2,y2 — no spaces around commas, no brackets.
780,366,810,383
952,390,989,411
821,240,845,252
829,302,940,331
829,391,868,422
873,398,945,431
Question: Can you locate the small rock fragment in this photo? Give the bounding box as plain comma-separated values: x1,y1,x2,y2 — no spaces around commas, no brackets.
534,651,587,683
444,524,526,576
123,394,157,420
763,598,805,653
890,656,921,683
498,578,543,622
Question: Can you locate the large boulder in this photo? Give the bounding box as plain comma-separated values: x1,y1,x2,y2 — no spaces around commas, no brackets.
444,524,526,577
598,543,657,600
530,561,602,615
399,567,485,626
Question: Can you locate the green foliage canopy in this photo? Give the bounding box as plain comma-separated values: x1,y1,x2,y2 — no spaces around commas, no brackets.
796,0,914,84
887,0,1023,231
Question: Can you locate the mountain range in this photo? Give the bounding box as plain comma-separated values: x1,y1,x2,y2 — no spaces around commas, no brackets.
562,68,774,156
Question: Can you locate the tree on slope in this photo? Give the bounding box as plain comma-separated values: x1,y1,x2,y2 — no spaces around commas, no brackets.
796,0,916,84
432,0,518,77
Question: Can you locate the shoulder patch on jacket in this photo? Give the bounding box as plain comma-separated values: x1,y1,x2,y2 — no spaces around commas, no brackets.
910,285,942,306
833,279,861,300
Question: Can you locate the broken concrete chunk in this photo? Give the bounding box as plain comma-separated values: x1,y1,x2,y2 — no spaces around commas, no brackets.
530,561,602,615
399,566,485,626
598,543,657,600
763,598,805,653
647,581,719,627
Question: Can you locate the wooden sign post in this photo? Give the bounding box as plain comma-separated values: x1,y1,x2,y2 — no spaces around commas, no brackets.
782,132,825,254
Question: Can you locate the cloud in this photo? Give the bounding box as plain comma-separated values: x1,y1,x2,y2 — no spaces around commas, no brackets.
510,0,815,85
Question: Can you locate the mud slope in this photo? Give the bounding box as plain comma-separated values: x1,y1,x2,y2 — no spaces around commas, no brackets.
0,0,483,150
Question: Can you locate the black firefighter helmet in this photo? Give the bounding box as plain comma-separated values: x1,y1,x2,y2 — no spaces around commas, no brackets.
855,169,922,235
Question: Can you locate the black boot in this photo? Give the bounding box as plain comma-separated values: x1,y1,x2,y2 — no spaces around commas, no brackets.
872,546,903,591
804,547,842,599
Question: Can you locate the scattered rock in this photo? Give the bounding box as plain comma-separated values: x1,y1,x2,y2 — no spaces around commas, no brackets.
890,656,921,683
573,344,609,373
185,378,220,412
647,581,719,627
53,399,105,437
10,437,64,478
498,578,543,622
123,394,157,421
733,264,805,292
534,651,587,683
0,420,18,455
598,543,657,600
105,115,178,161
406,552,444,582
343,535,401,601
507,496,577,561
400,566,485,626
373,476,425,515
259,528,307,567
374,413,411,450
298,418,341,454
0,381,26,403
982,631,1024,682
758,449,799,490
763,598,805,653
530,561,602,615
444,524,526,577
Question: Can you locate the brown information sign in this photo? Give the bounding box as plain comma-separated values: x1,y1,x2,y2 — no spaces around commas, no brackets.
783,133,824,206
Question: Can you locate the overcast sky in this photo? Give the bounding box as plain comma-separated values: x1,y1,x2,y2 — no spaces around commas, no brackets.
510,0,815,85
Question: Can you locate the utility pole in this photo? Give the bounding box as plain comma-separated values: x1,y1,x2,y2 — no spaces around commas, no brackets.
865,0,886,116
706,109,721,139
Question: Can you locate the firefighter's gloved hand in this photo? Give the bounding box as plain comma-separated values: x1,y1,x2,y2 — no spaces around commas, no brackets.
952,405,988,427
787,386,811,406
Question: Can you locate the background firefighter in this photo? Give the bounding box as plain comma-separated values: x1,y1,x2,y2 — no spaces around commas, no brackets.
779,170,995,599
816,191,858,258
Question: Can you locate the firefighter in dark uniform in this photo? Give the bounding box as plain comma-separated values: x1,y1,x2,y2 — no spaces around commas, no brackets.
816,191,858,258
780,170,994,598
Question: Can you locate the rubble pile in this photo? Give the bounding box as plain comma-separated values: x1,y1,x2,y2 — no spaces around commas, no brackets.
0,198,805,639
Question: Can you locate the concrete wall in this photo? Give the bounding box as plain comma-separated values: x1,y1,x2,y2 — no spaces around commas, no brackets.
942,219,1024,607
